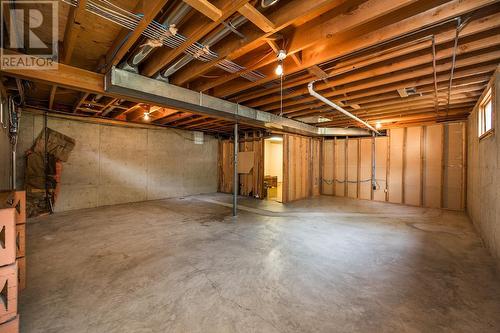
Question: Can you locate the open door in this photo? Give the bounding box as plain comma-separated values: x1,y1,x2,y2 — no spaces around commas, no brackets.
264,136,283,202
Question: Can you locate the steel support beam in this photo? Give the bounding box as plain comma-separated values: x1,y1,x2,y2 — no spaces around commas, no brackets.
233,123,238,217
105,68,372,137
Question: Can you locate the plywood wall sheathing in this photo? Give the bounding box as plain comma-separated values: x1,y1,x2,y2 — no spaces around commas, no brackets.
281,135,320,203
388,128,404,203
218,132,264,198
312,139,321,197
404,127,422,206
423,125,443,208
317,123,466,210
335,139,346,197
359,138,373,200
373,137,388,202
347,140,359,198
322,140,334,195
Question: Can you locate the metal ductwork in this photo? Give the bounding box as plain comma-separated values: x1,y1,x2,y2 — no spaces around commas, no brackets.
261,0,280,8
120,1,192,72
156,15,248,80
308,81,381,135
105,68,371,137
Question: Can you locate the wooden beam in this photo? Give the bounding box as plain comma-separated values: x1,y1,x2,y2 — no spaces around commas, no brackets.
238,3,275,33
48,86,57,109
263,63,497,112
198,0,419,93
142,0,250,77
104,0,170,71
214,0,498,98
170,0,344,85
62,0,88,64
0,50,105,94
183,0,222,21
246,35,500,108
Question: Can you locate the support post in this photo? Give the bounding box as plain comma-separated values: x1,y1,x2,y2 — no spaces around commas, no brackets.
233,123,238,217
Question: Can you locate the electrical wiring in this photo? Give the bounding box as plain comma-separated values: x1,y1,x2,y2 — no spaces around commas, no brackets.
321,178,386,190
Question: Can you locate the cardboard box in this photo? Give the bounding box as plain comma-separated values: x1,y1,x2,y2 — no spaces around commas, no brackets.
16,258,25,292
0,315,19,333
0,209,16,267
0,263,18,324
0,192,26,225
14,225,24,259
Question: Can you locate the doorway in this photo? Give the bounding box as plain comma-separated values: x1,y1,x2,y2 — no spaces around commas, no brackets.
264,136,283,202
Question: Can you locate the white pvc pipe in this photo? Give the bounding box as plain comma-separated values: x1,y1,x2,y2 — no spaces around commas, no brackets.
307,81,380,135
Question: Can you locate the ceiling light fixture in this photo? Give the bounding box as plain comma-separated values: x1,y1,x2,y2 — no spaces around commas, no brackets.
143,111,151,121
275,63,283,76
375,121,382,129
276,49,287,117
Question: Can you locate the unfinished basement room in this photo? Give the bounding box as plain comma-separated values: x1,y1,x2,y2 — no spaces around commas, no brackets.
1,0,500,332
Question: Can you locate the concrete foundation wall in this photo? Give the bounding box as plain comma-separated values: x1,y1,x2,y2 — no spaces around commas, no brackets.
16,112,218,212
0,113,10,191
467,68,499,267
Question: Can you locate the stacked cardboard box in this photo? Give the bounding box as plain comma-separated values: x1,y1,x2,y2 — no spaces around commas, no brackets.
0,191,26,291
0,208,19,332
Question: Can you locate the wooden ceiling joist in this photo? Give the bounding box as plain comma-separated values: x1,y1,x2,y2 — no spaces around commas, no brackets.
182,0,222,21
141,0,251,77
62,0,88,64
238,3,275,33
170,0,345,86
104,0,170,71
213,0,498,98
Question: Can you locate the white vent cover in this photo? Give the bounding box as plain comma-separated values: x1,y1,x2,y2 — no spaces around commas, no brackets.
193,131,204,144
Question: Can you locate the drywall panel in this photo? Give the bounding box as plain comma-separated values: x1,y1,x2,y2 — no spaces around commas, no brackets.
347,139,358,198
359,138,372,200
443,123,464,210
322,140,334,195
335,139,346,197
424,125,443,208
16,112,218,212
404,127,422,206
373,137,387,202
388,128,404,203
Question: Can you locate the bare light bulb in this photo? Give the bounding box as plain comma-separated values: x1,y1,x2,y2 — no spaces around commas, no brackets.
275,63,283,76
375,121,382,129
143,112,151,121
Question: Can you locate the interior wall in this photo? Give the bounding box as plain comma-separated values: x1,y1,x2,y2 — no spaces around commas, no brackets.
282,134,320,202
321,123,466,210
218,133,265,198
467,68,499,266
16,112,218,212
0,106,10,190
264,140,283,182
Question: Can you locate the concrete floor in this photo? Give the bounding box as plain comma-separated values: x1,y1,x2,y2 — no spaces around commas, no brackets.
21,194,500,332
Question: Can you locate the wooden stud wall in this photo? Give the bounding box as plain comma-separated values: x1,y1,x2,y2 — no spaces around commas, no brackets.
374,137,388,202
320,122,467,210
282,134,321,203
359,138,373,200
388,128,404,203
217,132,264,198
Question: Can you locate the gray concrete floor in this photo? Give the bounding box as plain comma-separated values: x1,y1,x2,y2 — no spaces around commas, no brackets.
21,194,500,333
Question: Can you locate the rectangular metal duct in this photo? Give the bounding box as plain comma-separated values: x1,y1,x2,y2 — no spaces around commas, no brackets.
104,68,371,137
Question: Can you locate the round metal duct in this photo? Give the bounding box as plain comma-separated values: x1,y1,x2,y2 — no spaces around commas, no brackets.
261,0,280,8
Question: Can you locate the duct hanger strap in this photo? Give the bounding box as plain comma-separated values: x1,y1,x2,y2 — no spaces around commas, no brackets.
307,81,380,135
